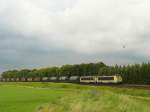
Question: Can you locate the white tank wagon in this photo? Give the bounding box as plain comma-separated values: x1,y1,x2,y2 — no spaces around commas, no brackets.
10,78,15,82
69,76,79,80
0,78,5,81
27,78,33,82
42,77,49,81
50,76,57,80
69,76,80,83
2,78,6,81
49,76,57,82
59,76,68,82
33,77,41,82
21,77,26,82
15,78,20,81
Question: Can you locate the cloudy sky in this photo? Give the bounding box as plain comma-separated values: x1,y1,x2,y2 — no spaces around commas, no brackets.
0,0,150,71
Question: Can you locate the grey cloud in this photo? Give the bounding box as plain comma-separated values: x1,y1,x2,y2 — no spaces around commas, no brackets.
0,0,150,71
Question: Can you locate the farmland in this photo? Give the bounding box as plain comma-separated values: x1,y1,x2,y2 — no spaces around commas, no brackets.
0,82,150,112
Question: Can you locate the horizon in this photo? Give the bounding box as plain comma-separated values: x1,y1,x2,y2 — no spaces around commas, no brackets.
0,61,149,73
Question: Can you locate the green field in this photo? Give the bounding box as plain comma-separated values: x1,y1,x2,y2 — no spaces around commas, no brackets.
0,82,150,112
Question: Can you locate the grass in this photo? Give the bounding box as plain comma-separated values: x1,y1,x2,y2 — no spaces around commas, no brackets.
0,82,150,112
0,82,67,112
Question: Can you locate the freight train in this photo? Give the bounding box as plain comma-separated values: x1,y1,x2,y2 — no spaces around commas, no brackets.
0,74,122,84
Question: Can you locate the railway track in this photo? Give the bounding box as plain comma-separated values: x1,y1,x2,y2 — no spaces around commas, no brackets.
1,80,150,89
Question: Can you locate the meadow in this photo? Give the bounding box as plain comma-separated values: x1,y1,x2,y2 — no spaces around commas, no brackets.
0,82,150,112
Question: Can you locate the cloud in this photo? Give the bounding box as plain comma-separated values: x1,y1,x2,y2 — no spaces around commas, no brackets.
0,0,150,71
1,0,150,53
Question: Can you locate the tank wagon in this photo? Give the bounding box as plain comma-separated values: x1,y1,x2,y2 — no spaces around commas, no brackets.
0,75,122,84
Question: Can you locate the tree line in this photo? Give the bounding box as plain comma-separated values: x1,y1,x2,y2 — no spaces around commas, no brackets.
1,62,150,84
1,62,105,78
99,63,150,84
